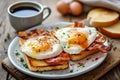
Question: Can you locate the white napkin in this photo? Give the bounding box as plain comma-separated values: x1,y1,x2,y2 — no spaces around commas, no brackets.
79,0,120,12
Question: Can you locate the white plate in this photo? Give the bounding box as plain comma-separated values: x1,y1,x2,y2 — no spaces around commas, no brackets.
8,22,108,79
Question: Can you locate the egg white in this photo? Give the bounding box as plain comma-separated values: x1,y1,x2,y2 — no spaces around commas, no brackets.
21,36,63,59
54,27,97,54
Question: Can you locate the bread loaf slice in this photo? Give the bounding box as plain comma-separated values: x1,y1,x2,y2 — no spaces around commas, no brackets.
24,55,69,72
98,21,120,38
70,49,99,61
87,8,119,27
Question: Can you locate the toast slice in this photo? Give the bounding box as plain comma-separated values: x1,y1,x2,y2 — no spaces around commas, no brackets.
24,55,69,72
19,38,69,72
98,21,120,38
70,49,99,61
87,8,119,27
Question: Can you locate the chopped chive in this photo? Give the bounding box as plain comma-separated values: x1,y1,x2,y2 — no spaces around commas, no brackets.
70,69,73,73
109,43,113,48
63,32,65,35
64,46,66,48
15,52,19,56
56,27,59,29
20,57,24,62
67,46,70,48
108,40,113,48
23,63,28,68
113,47,117,51
79,63,85,67
67,34,70,38
4,38,7,42
7,33,10,39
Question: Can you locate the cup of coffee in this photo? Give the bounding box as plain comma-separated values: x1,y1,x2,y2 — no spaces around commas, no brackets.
8,1,51,31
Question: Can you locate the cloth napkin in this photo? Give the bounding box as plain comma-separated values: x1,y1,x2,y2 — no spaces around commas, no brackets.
79,0,120,12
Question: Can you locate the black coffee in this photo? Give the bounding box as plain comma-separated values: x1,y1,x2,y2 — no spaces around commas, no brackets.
11,7,39,17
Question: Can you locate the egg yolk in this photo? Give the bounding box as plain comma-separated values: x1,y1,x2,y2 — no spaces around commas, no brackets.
28,41,50,53
68,32,88,48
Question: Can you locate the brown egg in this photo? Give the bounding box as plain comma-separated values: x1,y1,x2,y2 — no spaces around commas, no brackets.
56,1,70,15
70,1,83,16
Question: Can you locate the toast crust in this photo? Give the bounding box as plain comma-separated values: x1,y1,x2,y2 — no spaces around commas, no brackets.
87,8,119,27
98,27,120,38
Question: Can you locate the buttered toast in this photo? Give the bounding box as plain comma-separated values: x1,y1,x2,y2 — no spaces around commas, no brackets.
19,38,69,72
87,8,119,27
24,55,69,72
98,21,120,38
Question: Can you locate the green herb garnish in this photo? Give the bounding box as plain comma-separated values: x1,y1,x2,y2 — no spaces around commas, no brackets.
70,69,73,73
67,34,70,38
113,47,117,51
109,42,113,48
20,57,24,62
4,38,7,42
108,40,113,48
7,33,10,39
23,63,28,68
56,27,59,29
63,32,65,35
15,52,19,56
79,63,85,67
64,46,66,48
67,46,70,48
107,39,110,43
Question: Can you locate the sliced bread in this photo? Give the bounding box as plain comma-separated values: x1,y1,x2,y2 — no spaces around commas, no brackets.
87,8,119,27
98,21,120,38
24,55,69,72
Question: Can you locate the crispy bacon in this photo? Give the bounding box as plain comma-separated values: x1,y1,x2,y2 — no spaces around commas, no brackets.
88,33,111,53
18,28,46,40
18,31,29,40
44,53,70,66
74,21,85,28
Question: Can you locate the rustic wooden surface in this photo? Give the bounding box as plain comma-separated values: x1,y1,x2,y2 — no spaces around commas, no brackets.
0,0,120,80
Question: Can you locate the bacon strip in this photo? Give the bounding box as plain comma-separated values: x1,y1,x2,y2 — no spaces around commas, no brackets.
18,28,46,40
44,53,70,66
88,33,111,53
74,21,85,28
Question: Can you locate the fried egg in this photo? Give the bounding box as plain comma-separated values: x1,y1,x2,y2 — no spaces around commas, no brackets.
54,27,97,54
21,35,62,59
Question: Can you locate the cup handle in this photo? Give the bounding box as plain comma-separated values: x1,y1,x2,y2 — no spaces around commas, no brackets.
43,5,51,21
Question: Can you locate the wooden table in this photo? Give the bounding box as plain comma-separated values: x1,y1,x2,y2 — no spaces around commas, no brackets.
0,0,120,80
